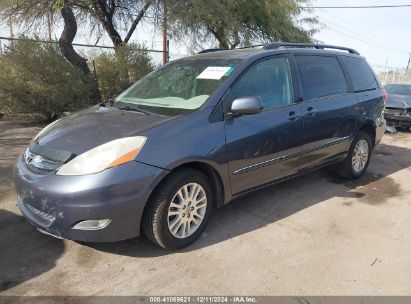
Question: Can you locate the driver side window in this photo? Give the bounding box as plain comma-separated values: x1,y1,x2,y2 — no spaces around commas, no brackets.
227,56,293,110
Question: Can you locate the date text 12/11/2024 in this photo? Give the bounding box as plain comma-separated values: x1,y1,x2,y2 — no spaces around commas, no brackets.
149,296,258,303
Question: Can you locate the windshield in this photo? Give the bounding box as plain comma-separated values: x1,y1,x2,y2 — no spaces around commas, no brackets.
115,58,241,116
385,85,411,96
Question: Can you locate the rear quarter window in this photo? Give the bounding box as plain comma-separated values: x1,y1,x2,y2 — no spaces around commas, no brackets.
295,55,348,101
341,56,378,92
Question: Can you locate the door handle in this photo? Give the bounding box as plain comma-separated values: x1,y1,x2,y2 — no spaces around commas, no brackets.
287,111,300,121
304,107,318,116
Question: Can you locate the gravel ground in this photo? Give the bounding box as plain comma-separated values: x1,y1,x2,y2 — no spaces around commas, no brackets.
1,120,411,296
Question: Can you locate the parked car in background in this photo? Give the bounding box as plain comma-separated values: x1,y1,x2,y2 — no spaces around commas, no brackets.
384,83,411,130
14,43,386,250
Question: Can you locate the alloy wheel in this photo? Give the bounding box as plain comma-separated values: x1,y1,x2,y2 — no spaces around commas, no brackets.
167,183,207,239
352,139,369,173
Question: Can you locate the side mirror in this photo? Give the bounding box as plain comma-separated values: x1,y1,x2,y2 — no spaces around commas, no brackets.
230,96,263,116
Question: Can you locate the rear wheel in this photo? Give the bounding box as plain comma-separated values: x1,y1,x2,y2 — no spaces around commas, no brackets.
336,131,372,179
142,168,213,250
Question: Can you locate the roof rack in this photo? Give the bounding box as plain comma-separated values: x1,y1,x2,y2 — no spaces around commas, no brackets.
198,45,264,54
197,43,360,55
263,42,360,55
198,48,228,54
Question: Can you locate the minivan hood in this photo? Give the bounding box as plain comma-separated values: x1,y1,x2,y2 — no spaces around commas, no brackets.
386,94,411,109
35,106,174,155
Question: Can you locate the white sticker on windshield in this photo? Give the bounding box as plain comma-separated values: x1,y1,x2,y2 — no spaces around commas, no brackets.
197,66,232,80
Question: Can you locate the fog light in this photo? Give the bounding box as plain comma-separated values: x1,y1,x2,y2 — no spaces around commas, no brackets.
72,219,111,230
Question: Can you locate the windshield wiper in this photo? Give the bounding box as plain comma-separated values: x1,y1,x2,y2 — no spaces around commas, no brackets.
117,105,152,115
100,99,114,107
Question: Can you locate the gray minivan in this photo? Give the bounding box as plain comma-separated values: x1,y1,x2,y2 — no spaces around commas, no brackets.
14,43,386,249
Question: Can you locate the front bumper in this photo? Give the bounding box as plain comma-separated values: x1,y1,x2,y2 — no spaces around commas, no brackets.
384,113,411,128
14,154,168,242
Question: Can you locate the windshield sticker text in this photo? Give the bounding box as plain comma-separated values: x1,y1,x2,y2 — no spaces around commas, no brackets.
197,66,233,80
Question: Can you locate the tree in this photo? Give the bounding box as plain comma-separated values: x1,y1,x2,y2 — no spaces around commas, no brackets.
56,1,101,102
0,0,155,80
72,0,154,49
68,0,155,79
0,0,104,101
0,1,91,73
75,0,154,80
167,0,317,49
59,3,91,75
0,39,96,120
92,44,154,100
0,0,154,48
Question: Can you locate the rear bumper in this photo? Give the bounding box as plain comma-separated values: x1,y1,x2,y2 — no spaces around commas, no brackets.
375,116,386,145
14,154,168,242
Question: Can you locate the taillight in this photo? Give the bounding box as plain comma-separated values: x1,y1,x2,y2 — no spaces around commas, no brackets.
381,88,388,104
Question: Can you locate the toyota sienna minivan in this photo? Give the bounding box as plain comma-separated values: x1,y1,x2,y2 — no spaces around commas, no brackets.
14,43,386,249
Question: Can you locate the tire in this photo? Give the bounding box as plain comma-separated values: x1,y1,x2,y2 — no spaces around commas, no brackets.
336,131,372,180
142,168,213,250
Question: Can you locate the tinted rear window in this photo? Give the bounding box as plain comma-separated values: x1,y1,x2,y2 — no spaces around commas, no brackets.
341,56,378,92
296,55,348,100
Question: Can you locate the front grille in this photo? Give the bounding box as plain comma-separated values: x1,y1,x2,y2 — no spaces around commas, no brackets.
26,162,53,175
24,148,61,174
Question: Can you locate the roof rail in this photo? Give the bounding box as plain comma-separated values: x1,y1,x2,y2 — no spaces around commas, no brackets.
236,44,265,49
263,42,360,55
198,45,266,53
198,48,228,54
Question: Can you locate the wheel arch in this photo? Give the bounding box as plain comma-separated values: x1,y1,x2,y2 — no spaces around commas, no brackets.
359,121,376,147
146,160,228,210
174,162,226,208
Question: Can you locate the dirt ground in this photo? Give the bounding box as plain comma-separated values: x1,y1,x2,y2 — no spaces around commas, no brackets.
1,120,411,296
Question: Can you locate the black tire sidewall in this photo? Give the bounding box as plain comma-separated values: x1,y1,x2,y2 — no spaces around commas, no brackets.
155,170,213,250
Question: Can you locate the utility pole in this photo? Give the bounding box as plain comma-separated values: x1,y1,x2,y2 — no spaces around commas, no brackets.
8,15,14,39
47,11,53,41
162,0,168,65
405,53,411,80
384,58,388,84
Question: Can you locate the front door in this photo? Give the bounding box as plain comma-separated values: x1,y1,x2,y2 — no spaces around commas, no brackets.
224,55,303,195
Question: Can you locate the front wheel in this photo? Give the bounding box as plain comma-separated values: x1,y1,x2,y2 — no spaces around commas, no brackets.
336,131,372,179
142,168,213,250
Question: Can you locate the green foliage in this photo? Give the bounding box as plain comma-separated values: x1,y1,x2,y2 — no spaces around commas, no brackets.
0,38,95,119
92,44,155,101
169,0,317,49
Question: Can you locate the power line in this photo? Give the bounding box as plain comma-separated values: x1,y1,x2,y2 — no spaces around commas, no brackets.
320,8,409,54
319,16,409,54
301,4,411,9
319,8,397,45
324,26,408,55
0,36,164,53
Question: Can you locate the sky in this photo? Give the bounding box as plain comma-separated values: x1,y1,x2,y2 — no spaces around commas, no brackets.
308,0,411,72
1,0,411,71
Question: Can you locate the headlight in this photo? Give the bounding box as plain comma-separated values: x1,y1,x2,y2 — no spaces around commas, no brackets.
56,136,147,176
